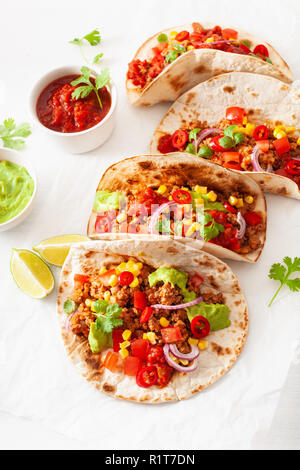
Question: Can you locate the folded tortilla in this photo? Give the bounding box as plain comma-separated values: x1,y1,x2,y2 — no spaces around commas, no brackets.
87,154,267,263
127,23,292,106
150,72,300,200
57,239,248,403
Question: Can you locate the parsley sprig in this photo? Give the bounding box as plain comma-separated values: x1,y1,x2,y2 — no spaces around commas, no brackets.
0,119,31,150
93,300,123,333
268,257,300,307
71,66,110,109
197,212,225,241
69,29,101,63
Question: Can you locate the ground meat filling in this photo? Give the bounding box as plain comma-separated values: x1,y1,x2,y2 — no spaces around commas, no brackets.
68,262,225,354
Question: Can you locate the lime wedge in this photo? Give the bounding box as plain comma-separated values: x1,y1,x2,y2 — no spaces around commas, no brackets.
33,234,89,267
10,249,54,299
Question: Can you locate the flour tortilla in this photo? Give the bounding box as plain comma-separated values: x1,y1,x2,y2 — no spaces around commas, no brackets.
150,72,300,200
87,154,266,263
57,239,248,403
127,23,292,106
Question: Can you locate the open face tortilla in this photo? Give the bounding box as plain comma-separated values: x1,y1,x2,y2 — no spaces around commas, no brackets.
150,72,300,200
57,239,248,403
126,23,292,106
87,154,267,263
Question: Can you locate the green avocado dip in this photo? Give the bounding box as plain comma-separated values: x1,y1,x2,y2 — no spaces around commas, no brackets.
0,160,34,224
148,267,231,331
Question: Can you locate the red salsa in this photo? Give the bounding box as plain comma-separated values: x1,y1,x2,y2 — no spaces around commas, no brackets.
36,75,111,133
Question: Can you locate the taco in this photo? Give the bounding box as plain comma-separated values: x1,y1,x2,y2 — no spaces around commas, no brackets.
126,22,292,106
150,72,300,200
57,239,248,402
87,154,266,263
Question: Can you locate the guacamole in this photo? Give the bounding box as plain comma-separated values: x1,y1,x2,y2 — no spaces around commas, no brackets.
0,160,34,224
93,190,125,213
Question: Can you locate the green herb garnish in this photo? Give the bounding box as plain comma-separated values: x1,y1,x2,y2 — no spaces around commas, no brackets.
157,33,168,43
219,135,234,149
71,66,110,109
223,125,244,147
63,299,76,314
94,302,123,332
93,53,103,64
0,119,31,150
173,44,186,53
265,57,273,64
197,145,213,159
268,257,300,307
165,51,178,63
240,40,251,48
155,219,173,235
189,128,200,152
233,132,245,145
70,29,101,63
197,212,225,241
224,125,236,139
185,143,195,154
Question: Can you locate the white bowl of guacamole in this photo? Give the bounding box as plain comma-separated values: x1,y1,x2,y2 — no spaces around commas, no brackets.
0,148,37,231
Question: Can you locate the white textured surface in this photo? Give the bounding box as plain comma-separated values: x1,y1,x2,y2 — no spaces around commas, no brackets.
0,0,300,450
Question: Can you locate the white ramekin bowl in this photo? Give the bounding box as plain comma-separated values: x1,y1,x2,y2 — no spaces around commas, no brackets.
0,148,37,232
29,65,117,154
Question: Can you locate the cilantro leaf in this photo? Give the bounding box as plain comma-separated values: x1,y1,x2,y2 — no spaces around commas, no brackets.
64,300,76,314
165,51,178,63
219,135,234,149
224,125,236,139
71,85,93,100
93,53,103,64
95,303,123,333
157,33,168,43
155,218,173,235
95,68,110,90
83,29,101,46
268,256,300,306
0,119,31,150
71,66,110,109
197,212,224,241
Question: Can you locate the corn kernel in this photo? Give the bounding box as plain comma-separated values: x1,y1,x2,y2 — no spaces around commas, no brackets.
245,123,255,136
188,337,199,346
170,31,178,39
194,197,204,205
198,340,208,350
229,195,238,206
243,117,248,125
104,291,111,301
286,126,295,134
276,131,287,139
119,348,129,359
157,185,167,195
180,359,189,366
234,126,247,134
129,277,139,288
122,329,132,341
116,212,126,224
194,185,207,194
169,195,173,201
85,299,92,307
129,265,141,276
120,340,131,349
91,303,96,312
170,353,179,363
273,125,285,138
137,262,143,270
205,37,214,43
118,262,127,272
187,45,195,51
181,187,189,191
245,195,254,204
159,317,170,327
207,191,217,202
147,332,157,344
99,266,107,274
109,274,118,287
297,137,300,146
126,259,135,268
235,198,244,208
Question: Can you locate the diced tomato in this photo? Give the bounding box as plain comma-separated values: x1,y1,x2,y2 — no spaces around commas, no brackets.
103,351,119,373
192,22,203,33
74,274,90,284
136,366,158,388
244,211,262,226
222,28,238,40
256,140,270,153
175,30,190,42
223,202,237,214
133,291,148,310
284,159,300,176
225,107,245,124
206,210,227,225
98,268,116,286
112,328,124,352
273,136,291,156
157,134,176,154
253,44,269,58
147,345,165,365
124,356,141,376
190,273,204,289
275,168,294,180
140,306,153,323
95,215,112,233
253,125,269,141
240,43,251,54
161,326,183,343
131,339,149,360
156,363,172,387
223,152,241,163
127,203,148,217
171,129,188,149
190,31,204,46
209,135,230,152
227,238,241,251
223,161,242,171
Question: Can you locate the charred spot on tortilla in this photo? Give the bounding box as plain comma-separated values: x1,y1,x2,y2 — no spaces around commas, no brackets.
223,86,236,94
251,92,258,97
211,342,230,356
138,161,154,170
85,355,101,370
169,74,187,92
103,383,115,393
186,92,196,105
234,300,241,306
194,65,207,74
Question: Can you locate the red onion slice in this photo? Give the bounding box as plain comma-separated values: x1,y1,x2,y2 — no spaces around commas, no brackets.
151,296,203,310
149,201,175,234
251,145,264,172
64,309,78,334
195,128,222,148
266,164,274,173
236,212,246,239
169,343,200,361
163,344,198,372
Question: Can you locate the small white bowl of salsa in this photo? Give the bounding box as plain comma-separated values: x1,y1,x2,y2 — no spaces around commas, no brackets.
30,65,117,154
0,148,37,232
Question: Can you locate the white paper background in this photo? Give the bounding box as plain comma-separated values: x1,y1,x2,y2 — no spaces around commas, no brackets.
0,0,300,450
